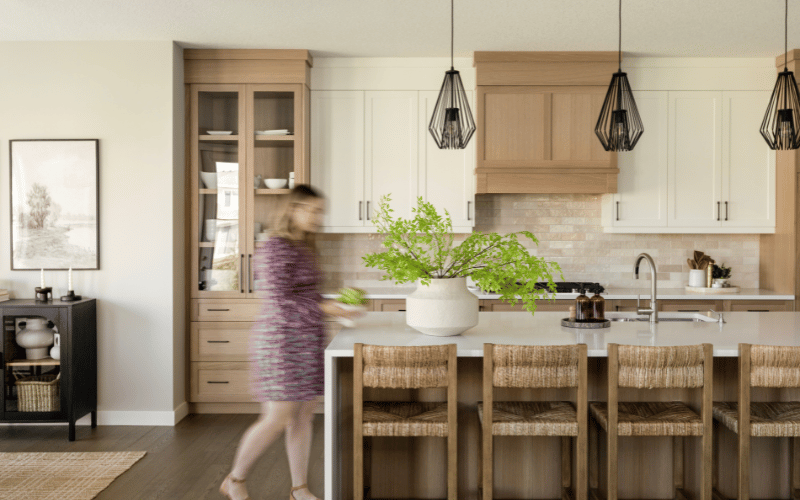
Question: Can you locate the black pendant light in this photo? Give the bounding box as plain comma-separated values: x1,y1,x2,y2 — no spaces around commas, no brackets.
761,0,800,150
595,0,644,152
429,0,476,150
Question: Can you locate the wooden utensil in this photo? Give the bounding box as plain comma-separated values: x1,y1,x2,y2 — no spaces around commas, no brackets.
687,258,696,269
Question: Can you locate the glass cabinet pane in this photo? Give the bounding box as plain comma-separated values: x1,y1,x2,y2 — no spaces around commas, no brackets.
198,91,239,135
3,315,61,414
253,91,295,187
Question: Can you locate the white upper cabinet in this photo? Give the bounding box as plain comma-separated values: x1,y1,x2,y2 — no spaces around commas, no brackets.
721,91,775,229
608,91,668,228
311,91,366,230
668,91,724,227
364,91,419,224
419,90,475,230
603,89,775,233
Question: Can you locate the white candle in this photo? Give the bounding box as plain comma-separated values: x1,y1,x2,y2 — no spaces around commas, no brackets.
68,267,73,292
40,269,44,288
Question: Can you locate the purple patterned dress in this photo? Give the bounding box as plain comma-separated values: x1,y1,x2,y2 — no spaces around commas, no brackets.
250,236,325,402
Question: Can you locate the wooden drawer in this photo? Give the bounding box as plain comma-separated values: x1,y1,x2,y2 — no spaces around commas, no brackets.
660,300,722,312
192,299,261,321
190,362,255,403
480,299,572,312
190,322,252,361
373,299,406,312
610,300,638,312
728,300,793,312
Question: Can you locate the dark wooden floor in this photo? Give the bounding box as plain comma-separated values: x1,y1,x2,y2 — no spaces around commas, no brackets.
0,414,325,500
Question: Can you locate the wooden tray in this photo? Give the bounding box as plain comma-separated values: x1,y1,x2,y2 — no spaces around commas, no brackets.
684,286,740,294
561,318,610,329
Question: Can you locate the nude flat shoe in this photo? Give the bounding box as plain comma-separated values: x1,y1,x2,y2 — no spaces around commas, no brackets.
220,473,250,500
290,483,321,500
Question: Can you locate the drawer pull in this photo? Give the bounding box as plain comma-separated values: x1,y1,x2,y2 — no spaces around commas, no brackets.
207,340,230,343
207,381,230,384
748,310,769,312
678,310,699,313
207,308,230,312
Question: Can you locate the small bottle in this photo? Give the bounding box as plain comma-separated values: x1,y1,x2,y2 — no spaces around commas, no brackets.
706,263,713,288
569,305,577,321
575,288,593,322
590,290,605,321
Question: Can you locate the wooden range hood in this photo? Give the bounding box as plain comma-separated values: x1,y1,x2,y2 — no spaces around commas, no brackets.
474,52,619,194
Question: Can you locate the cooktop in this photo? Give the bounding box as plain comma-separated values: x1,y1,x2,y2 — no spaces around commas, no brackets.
478,281,605,294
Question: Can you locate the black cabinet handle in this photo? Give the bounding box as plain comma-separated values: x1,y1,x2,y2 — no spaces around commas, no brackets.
359,201,362,221
239,254,244,293
616,201,620,221
207,340,230,344
248,254,253,293
717,202,720,221
366,201,370,220
207,308,230,312
725,201,728,221
748,310,769,312
207,381,229,384
467,201,472,221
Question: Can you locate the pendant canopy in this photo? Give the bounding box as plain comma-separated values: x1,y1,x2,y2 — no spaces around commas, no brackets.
761,0,800,150
595,0,643,152
429,0,475,150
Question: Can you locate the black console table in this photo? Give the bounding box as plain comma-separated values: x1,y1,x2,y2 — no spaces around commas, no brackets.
0,298,97,441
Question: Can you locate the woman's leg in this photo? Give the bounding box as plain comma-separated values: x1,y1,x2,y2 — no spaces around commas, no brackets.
285,400,319,499
225,401,300,499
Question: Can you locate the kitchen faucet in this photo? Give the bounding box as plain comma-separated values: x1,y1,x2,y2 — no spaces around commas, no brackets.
634,253,658,323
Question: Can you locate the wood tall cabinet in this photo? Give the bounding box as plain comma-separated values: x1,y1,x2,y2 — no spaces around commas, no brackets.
185,50,312,411
473,52,619,194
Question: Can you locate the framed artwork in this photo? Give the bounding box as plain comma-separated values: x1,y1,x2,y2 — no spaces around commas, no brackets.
10,139,100,270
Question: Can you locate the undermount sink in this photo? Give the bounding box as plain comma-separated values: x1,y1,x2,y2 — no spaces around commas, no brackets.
605,312,718,323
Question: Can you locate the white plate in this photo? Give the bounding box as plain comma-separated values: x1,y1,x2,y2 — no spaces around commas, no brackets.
207,131,233,135
255,130,290,135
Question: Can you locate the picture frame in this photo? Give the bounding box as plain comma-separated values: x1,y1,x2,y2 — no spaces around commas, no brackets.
10,139,100,270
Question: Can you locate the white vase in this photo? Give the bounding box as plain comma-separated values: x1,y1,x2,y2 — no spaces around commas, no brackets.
50,333,61,360
406,277,479,336
688,269,706,287
17,318,55,360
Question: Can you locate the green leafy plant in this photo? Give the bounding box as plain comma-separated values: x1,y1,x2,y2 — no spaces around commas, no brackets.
712,263,732,279
336,287,369,306
362,195,563,314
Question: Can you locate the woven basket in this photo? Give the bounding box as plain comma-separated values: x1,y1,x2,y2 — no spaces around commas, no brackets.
15,372,60,412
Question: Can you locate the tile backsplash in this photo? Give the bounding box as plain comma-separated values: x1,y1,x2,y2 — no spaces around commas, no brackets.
317,194,759,291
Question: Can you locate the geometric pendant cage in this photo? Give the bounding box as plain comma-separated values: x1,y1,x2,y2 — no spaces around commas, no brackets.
761,0,800,150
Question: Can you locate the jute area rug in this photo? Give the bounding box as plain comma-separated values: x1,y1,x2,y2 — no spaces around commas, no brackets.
0,451,146,499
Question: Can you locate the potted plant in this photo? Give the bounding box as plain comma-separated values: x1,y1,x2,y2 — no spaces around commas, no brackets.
363,195,563,336
712,263,732,287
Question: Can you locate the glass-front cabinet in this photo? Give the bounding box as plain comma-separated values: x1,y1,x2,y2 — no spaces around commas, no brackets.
190,83,309,299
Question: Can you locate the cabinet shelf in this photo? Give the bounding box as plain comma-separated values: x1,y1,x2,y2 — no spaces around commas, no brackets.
199,135,239,142
199,189,217,194
255,135,294,142
255,189,291,195
6,358,60,367
199,242,215,248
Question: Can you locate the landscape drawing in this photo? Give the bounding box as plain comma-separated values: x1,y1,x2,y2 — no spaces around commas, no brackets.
10,139,99,270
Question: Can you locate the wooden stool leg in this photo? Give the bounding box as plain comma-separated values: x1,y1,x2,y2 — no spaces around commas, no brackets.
713,422,719,491
354,431,363,500
364,437,371,500
448,431,457,500
702,426,713,500
483,429,493,500
477,424,483,498
589,418,599,492
792,437,800,500
738,429,749,500
577,429,587,500
673,436,684,498
562,436,571,500
607,426,618,500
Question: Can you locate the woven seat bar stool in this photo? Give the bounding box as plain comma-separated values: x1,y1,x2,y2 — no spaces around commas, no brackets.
589,343,713,500
712,344,800,500
353,343,457,500
478,343,588,500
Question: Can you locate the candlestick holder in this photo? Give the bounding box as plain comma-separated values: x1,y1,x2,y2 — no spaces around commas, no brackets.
60,290,82,302
35,287,53,302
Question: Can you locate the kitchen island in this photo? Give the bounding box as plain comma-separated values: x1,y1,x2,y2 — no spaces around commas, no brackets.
325,311,800,500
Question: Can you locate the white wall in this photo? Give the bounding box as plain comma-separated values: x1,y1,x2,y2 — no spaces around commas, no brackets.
0,41,186,425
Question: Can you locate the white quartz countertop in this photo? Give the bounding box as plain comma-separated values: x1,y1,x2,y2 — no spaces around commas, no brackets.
321,287,794,301
325,311,800,358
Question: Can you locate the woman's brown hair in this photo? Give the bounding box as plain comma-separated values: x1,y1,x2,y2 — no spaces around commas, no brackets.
269,184,324,251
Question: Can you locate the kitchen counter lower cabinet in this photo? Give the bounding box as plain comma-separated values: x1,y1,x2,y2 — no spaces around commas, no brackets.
0,299,97,441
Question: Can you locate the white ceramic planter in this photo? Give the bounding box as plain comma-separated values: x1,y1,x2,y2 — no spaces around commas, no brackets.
17,318,55,360
688,269,706,287
406,277,479,336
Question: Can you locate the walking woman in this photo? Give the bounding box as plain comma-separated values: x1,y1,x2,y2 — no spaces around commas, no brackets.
221,185,357,500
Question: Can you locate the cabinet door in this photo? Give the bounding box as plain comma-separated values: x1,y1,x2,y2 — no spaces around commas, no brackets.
668,91,723,227
721,91,776,229
480,86,548,165
613,91,669,227
191,84,248,298
365,91,419,222
418,91,475,231
310,91,366,230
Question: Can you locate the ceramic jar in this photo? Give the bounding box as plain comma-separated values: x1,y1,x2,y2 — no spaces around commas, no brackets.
17,318,55,360
406,277,479,336
50,333,61,360
688,269,706,287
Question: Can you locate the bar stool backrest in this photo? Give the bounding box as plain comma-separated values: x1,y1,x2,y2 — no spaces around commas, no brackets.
748,344,800,388
490,344,584,388
615,344,709,389
358,344,455,389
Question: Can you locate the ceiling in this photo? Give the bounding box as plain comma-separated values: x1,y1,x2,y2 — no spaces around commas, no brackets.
2,0,798,59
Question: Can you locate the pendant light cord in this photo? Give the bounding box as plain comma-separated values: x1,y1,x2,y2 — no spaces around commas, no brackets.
451,0,454,70
618,0,622,71
785,0,788,69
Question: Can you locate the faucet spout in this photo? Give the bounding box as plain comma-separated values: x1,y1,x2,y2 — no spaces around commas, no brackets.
634,252,658,323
